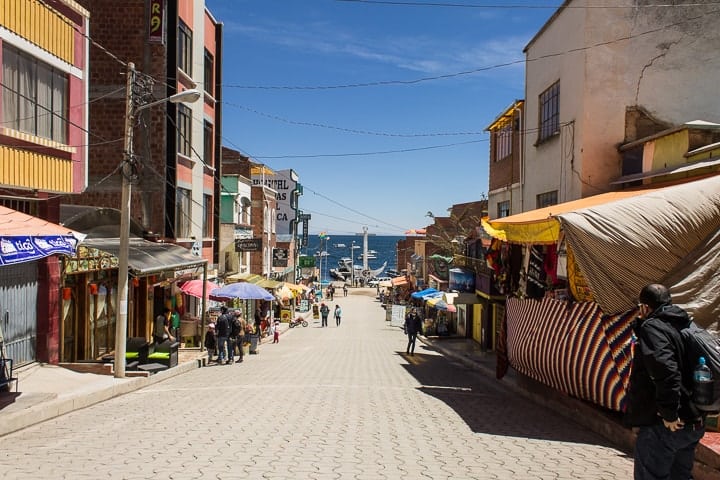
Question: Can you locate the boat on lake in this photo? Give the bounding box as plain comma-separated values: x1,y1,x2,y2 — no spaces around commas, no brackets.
357,250,378,260
334,243,346,248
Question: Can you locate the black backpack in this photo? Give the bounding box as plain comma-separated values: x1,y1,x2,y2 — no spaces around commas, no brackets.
230,317,243,337
681,321,720,413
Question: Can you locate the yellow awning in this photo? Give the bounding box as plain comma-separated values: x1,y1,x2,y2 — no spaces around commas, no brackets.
482,187,663,244
258,279,282,289
226,273,263,284
283,282,309,293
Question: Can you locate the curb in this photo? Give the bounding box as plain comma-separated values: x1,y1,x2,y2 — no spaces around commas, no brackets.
0,358,202,438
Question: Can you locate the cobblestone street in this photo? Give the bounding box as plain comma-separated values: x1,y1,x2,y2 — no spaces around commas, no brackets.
0,290,633,479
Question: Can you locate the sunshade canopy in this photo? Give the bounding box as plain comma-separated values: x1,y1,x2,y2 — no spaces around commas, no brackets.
179,279,220,300
82,238,206,275
209,282,275,301
411,288,438,299
0,206,85,265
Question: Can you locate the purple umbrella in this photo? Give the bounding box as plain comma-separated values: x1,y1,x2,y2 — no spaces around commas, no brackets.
209,282,274,301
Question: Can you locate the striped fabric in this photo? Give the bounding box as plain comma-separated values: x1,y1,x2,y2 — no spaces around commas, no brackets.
504,297,635,412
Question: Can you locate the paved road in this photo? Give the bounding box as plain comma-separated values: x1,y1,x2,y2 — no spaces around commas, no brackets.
0,290,633,479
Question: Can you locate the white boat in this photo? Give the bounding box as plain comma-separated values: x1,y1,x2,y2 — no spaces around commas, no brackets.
353,261,387,278
357,250,378,260
334,243,346,248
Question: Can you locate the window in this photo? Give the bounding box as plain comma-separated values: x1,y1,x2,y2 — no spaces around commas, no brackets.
494,119,513,161
2,45,68,143
178,21,192,75
538,81,559,143
177,104,192,157
203,120,213,166
536,190,558,209
175,188,192,238
203,49,214,96
497,201,510,218
203,194,212,237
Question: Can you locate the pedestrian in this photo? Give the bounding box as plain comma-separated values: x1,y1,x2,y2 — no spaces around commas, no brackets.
215,306,231,364
153,307,174,344
273,319,281,343
334,305,342,326
254,306,263,337
204,323,217,362
625,283,705,480
170,308,181,344
228,310,244,364
404,308,423,356
320,302,330,327
343,284,348,297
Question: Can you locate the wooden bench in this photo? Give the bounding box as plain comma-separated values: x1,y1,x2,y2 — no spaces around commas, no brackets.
0,358,18,392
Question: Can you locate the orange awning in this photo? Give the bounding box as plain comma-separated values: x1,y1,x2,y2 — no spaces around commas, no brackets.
391,276,408,287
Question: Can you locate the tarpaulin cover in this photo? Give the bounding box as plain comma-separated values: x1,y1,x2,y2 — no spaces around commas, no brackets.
0,206,85,265
411,288,438,299
557,175,720,323
503,297,635,412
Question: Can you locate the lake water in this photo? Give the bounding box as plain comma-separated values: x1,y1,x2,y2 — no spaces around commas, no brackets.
304,234,403,283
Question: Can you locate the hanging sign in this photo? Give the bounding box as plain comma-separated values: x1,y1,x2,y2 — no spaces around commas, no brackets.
235,238,262,252
148,0,164,44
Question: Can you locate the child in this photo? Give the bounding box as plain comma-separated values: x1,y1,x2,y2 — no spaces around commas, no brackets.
273,319,280,343
204,323,217,362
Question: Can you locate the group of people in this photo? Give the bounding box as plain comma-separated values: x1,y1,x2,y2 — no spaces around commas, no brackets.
204,306,249,364
319,303,342,327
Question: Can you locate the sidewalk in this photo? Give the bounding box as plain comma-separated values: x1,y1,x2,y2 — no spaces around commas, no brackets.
419,335,720,480
0,322,293,438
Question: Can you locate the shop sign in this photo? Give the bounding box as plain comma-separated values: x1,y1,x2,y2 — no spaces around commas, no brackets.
64,245,118,274
148,0,164,43
235,238,261,252
272,248,288,267
298,255,315,268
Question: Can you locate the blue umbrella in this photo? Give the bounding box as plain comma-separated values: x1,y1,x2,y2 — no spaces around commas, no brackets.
209,282,274,301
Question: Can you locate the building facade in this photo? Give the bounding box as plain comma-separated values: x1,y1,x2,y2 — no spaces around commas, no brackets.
521,0,719,210
0,0,90,364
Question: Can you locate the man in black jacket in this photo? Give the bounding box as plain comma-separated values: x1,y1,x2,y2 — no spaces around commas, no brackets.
404,308,422,356
215,307,231,364
625,283,704,480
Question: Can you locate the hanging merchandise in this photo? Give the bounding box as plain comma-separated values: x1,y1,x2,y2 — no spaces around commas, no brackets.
526,245,546,298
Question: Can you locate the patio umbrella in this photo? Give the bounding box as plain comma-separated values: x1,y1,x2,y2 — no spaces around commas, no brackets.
433,299,457,313
209,282,274,301
179,279,220,299
276,285,295,301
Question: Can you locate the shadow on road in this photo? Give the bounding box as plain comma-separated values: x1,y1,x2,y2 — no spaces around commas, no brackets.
398,347,621,449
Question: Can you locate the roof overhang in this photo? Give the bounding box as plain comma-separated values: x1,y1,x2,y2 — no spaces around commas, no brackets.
82,238,206,275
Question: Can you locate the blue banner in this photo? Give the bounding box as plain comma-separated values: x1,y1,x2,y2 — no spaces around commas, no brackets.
0,235,80,265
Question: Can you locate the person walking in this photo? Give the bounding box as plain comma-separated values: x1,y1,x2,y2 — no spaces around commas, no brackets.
228,310,244,364
625,283,705,480
404,308,423,356
273,319,281,343
204,323,217,363
334,305,342,326
343,284,348,297
215,306,231,365
320,303,330,327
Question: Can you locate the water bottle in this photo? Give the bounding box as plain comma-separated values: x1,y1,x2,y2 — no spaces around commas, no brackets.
693,356,714,406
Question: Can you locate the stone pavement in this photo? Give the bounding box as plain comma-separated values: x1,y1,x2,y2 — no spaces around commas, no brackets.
0,287,719,479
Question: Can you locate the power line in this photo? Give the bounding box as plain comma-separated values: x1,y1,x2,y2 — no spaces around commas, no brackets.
223,102,485,137
252,139,487,159
223,8,715,90
336,0,720,8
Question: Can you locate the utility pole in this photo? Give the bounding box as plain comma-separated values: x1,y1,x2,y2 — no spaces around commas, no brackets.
114,62,136,378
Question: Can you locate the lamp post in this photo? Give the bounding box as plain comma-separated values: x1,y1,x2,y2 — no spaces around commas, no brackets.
114,62,201,378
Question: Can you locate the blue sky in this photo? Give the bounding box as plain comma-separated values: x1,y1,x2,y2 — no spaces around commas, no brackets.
206,0,553,235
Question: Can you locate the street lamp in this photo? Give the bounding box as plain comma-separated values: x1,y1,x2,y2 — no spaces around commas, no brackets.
114,62,201,378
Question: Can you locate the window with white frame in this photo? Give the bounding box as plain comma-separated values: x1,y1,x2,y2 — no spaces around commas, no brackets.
538,81,559,143
2,45,68,143
175,187,192,238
